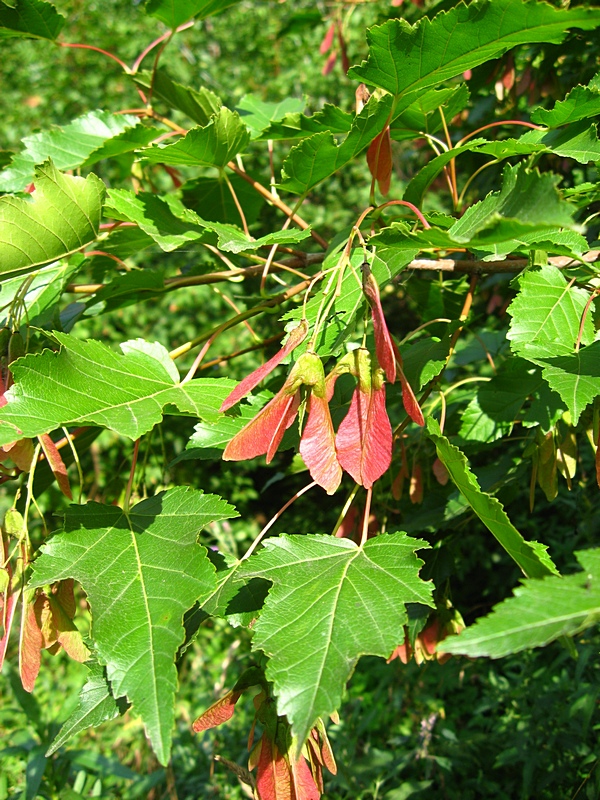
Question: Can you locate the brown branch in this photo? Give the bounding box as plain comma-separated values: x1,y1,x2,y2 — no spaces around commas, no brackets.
407,251,600,274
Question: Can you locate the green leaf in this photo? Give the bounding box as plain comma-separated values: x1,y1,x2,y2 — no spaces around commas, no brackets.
29,487,237,764
378,167,578,254
507,263,594,360
106,189,310,254
181,174,265,225
0,259,82,329
283,248,416,359
279,95,393,194
403,125,600,206
236,94,306,138
349,0,600,106
105,190,210,252
0,0,65,40
138,108,250,168
426,418,558,579
472,228,588,263
458,360,542,444
240,532,433,745
46,661,121,756
531,74,600,127
259,103,353,141
390,84,470,142
133,70,222,127
0,161,105,278
537,342,600,425
0,334,235,445
516,121,600,164
0,112,154,193
144,0,241,28
440,549,600,658
446,165,576,244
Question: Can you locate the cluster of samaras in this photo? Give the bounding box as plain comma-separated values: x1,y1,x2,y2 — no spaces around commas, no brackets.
221,269,424,494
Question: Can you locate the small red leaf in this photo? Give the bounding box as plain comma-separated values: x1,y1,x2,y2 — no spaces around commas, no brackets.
432,457,449,486
220,321,308,412
19,593,44,692
363,270,396,383
256,737,292,800
337,26,350,74
299,393,342,495
409,462,423,505
319,22,335,54
223,390,300,463
193,689,242,732
38,433,72,499
322,51,337,76
366,128,393,196
397,363,424,426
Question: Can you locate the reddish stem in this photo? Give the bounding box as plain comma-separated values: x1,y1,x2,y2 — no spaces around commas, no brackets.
458,120,544,147
378,200,431,229
59,42,129,72
131,21,194,74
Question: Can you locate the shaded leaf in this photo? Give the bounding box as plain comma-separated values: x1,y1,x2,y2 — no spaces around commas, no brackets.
441,549,600,658
240,532,433,744
0,334,235,446
458,360,542,444
0,161,105,278
29,487,237,764
426,418,558,578
144,0,242,28
537,342,600,425
134,69,221,127
46,661,121,756
531,76,600,127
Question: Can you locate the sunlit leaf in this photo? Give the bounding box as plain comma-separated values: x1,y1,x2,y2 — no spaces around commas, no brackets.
240,532,433,744
0,334,235,445
0,161,105,278
30,487,237,764
349,0,600,105
441,549,600,658
426,419,558,579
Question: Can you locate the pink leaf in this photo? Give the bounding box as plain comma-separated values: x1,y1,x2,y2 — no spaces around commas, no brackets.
336,363,392,489
322,51,337,76
363,270,396,383
220,320,308,412
319,22,335,54
299,393,342,495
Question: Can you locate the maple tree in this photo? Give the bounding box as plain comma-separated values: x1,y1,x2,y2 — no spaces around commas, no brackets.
1,0,600,796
